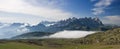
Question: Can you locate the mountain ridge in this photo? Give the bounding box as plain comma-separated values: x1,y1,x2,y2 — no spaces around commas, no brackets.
26,17,104,33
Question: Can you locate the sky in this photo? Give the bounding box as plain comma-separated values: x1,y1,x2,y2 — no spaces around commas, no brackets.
0,0,120,25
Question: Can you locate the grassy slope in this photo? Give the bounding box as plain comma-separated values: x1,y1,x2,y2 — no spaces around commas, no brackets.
0,42,41,49
0,42,120,49
84,28,120,44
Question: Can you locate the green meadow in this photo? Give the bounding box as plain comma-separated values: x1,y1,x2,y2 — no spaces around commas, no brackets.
0,42,120,49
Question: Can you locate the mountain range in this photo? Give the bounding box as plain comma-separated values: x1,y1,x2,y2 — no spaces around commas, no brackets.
12,17,108,39
0,17,119,39
26,17,104,33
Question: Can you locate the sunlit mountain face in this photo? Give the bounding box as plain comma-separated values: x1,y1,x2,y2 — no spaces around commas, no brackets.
0,0,120,39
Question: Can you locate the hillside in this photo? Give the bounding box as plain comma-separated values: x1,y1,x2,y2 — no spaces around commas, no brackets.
0,42,120,49
0,41,120,49
84,28,120,44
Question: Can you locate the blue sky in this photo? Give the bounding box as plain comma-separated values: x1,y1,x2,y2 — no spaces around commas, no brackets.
0,0,120,25
61,0,93,17
0,0,120,39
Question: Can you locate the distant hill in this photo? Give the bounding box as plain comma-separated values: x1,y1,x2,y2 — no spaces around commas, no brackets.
12,32,53,39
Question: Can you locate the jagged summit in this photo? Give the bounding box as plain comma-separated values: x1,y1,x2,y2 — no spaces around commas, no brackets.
93,16,100,21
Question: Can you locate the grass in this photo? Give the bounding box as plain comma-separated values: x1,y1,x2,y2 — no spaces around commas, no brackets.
61,44,120,49
0,42,41,49
0,42,120,49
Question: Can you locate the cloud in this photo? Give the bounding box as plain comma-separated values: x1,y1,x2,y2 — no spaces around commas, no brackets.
0,13,46,25
0,23,10,29
45,30,96,38
102,15,120,25
0,23,29,39
92,0,114,15
16,24,29,33
0,0,74,24
26,0,66,9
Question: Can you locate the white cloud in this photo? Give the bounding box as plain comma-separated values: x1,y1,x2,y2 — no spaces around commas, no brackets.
0,23,10,28
0,15,46,25
92,0,114,15
102,15,120,25
17,23,29,33
0,0,74,24
94,0,113,7
92,8,104,15
0,23,29,39
26,0,66,9
46,30,96,38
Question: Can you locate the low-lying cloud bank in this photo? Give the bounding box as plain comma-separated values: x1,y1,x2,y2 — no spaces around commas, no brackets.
43,30,97,38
